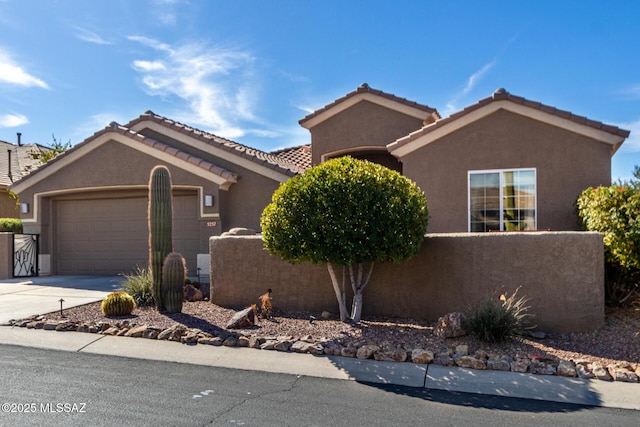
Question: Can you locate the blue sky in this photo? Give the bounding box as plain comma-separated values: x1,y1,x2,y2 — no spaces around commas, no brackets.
1,0,639,180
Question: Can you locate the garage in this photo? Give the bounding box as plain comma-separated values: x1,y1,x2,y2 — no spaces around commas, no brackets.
54,192,199,275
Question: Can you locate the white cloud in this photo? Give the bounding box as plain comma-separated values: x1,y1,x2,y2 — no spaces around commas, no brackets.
444,60,496,116
74,27,111,45
0,113,28,127
128,36,260,139
0,50,48,89
132,60,166,72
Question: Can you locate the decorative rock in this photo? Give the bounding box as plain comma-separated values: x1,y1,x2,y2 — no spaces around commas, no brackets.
260,340,278,350
557,360,577,377
411,349,434,364
341,345,358,358
237,336,251,347
223,336,239,347
43,321,58,331
102,327,120,336
575,363,595,379
531,360,557,375
116,328,130,336
181,332,200,344
433,355,455,366
591,363,612,381
274,339,293,352
125,325,149,338
55,321,77,332
291,341,324,354
374,347,407,362
227,306,257,329
433,312,467,338
487,358,511,371
249,336,266,348
322,342,343,356
183,285,203,302
198,337,223,346
356,344,379,360
455,356,487,370
608,365,639,383
510,358,531,373
320,311,332,319
528,331,546,339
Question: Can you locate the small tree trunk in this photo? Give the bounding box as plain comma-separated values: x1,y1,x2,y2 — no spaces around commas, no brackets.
348,262,375,323
327,263,349,322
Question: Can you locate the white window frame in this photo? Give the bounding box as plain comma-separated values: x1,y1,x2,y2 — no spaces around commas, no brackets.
467,168,537,232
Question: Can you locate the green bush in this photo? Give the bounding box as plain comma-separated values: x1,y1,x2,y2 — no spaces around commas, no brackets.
465,288,534,343
0,218,23,233
260,156,428,323
101,291,136,316
577,185,640,305
120,266,155,307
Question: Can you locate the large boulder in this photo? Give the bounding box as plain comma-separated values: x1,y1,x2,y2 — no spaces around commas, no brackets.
433,312,468,338
183,285,203,302
226,305,257,329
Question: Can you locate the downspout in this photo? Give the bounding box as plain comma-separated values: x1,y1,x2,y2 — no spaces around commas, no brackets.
7,149,12,183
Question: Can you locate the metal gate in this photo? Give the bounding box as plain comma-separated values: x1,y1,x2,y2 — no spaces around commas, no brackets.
13,234,38,278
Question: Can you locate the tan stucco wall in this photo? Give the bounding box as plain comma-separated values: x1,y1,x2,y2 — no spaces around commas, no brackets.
0,191,18,218
210,232,604,333
401,110,613,232
0,232,12,279
309,100,425,165
17,138,281,260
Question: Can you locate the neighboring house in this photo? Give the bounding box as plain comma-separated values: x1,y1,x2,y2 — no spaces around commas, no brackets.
9,84,630,276
0,135,51,218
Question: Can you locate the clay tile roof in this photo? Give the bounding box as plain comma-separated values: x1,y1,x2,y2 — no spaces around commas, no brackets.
390,88,631,153
108,123,238,181
126,111,305,176
271,144,312,171
11,122,239,186
299,83,441,125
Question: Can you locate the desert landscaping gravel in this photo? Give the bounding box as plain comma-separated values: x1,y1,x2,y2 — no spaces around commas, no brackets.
42,300,640,369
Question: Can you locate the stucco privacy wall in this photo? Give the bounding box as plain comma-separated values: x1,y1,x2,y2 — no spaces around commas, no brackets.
0,232,12,279
210,232,605,333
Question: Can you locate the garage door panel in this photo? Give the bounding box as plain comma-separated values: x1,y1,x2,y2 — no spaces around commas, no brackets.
55,194,198,275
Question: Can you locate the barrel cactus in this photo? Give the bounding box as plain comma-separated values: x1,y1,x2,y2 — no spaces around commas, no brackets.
148,165,173,311
162,252,186,313
101,291,136,316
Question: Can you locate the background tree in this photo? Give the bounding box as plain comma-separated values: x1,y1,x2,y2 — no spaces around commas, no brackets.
27,134,71,167
260,156,429,322
577,176,640,306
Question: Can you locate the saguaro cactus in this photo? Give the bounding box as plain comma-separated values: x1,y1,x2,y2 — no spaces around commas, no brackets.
149,165,173,311
162,252,186,313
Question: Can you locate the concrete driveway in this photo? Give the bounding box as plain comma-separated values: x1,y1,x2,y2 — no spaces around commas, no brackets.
0,276,123,324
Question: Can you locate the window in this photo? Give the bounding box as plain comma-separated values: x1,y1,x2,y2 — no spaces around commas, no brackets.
468,169,536,232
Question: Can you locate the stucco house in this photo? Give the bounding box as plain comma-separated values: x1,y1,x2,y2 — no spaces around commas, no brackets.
9,113,308,275
9,84,629,276
300,84,629,232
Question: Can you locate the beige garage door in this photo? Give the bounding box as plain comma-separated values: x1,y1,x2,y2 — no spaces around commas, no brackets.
54,193,198,275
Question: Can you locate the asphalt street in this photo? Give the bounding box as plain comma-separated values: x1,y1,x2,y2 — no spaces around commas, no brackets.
1,345,639,427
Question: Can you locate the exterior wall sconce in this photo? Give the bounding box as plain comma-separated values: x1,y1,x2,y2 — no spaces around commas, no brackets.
204,195,214,207
20,202,29,214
